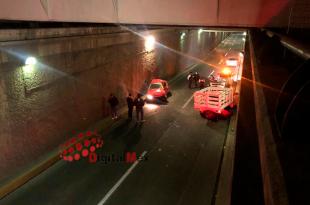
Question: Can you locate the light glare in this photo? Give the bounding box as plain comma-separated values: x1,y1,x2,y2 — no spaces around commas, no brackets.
180,32,186,40
145,35,156,52
25,56,37,65
222,67,232,76
147,94,154,100
226,59,238,67
145,103,159,111
23,65,34,74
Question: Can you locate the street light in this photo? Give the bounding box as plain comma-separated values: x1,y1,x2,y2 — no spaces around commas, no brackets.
145,35,156,52
23,56,37,74
180,32,186,40
25,56,37,65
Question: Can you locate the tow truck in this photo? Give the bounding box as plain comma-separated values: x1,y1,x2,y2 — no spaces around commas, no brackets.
146,79,170,103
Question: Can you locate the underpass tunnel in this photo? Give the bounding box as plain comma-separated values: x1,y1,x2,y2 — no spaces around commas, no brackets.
0,0,309,204
0,26,232,197
0,24,309,205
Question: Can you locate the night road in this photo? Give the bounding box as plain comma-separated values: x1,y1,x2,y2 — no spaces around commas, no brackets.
1,1,310,205
1,33,245,205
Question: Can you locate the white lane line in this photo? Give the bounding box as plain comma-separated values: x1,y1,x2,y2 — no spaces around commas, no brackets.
97,151,148,205
169,64,199,85
208,70,214,77
182,94,194,109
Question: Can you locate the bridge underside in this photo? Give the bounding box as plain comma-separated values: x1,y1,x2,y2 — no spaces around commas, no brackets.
0,0,309,28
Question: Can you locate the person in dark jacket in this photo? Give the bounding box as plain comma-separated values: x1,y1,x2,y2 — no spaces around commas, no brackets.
134,93,145,122
194,72,200,87
187,71,194,89
108,93,119,120
126,93,134,120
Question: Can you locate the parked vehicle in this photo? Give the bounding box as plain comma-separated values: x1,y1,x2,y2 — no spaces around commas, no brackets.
193,83,235,121
224,52,244,81
146,79,170,103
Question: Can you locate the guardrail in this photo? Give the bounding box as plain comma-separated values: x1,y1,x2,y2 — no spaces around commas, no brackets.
262,29,310,60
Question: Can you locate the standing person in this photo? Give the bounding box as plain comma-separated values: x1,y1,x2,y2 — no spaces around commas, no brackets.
134,93,145,123
187,71,194,89
126,93,134,120
108,93,119,120
194,72,200,87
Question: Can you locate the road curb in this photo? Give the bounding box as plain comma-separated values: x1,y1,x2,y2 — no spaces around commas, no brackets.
213,51,243,205
214,89,241,205
0,153,59,200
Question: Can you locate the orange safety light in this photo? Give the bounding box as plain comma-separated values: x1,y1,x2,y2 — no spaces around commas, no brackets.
221,67,232,76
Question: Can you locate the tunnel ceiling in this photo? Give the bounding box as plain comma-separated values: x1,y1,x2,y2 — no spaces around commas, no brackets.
0,0,309,28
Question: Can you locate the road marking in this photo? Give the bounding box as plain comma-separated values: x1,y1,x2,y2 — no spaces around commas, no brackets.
169,120,180,128
182,94,194,109
208,70,214,77
97,151,148,205
169,63,199,85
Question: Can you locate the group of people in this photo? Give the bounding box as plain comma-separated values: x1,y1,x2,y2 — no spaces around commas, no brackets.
187,71,206,89
108,93,145,123
108,72,215,122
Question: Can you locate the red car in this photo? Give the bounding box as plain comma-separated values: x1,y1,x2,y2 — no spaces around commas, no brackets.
146,79,170,102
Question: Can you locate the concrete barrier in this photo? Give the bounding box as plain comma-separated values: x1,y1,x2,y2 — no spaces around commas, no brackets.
213,45,243,205
248,32,289,205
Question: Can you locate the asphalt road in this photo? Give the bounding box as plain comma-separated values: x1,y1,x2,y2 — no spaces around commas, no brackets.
0,32,245,205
